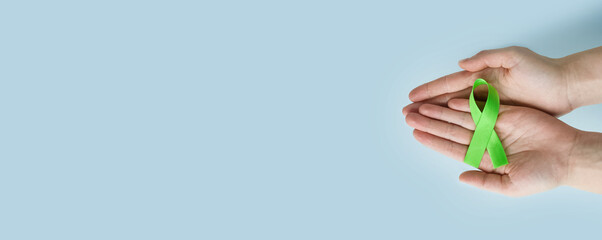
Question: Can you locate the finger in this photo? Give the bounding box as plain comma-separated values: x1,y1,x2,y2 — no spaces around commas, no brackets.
406,113,473,145
403,88,472,116
448,98,513,113
412,129,467,162
448,99,471,112
412,129,499,172
417,103,475,130
458,46,525,72
459,170,518,196
408,71,475,102
402,102,423,117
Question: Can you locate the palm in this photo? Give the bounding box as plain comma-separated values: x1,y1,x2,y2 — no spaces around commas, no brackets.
405,99,578,196
493,106,577,195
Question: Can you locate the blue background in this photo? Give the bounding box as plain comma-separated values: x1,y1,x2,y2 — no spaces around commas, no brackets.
2,0,602,239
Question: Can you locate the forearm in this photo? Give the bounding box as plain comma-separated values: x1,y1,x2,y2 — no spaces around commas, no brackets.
562,46,602,109
566,130,602,194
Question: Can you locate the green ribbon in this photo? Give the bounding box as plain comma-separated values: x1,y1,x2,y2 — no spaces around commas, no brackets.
464,78,508,169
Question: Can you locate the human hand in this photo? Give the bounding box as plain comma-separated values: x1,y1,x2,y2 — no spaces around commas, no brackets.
405,99,580,196
403,46,575,116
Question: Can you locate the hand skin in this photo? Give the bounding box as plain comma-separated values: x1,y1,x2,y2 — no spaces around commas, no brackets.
404,99,602,196
566,131,602,194
403,46,602,117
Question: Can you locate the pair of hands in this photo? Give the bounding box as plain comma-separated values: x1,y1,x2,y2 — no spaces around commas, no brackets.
403,46,602,196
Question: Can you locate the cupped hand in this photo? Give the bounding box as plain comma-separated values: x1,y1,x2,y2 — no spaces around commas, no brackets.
403,46,574,117
405,99,580,196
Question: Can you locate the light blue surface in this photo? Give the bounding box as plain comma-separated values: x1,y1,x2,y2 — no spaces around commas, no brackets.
2,1,602,239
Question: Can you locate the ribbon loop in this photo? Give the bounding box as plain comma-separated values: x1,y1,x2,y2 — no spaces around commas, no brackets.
464,78,508,169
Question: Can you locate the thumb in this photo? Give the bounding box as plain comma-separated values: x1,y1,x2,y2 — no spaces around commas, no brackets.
459,170,520,196
458,46,526,72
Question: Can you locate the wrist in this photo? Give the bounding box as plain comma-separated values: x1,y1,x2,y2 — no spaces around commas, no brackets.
565,130,602,194
559,57,581,111
560,47,602,110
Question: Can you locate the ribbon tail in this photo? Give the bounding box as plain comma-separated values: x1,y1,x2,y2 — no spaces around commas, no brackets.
464,115,495,168
487,131,508,168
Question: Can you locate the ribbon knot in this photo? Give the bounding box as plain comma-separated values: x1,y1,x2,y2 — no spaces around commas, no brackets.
464,78,508,169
